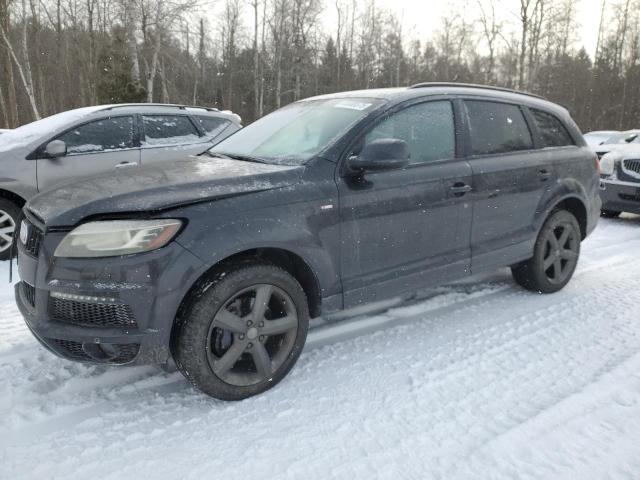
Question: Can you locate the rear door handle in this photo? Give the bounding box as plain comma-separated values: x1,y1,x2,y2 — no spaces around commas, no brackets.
115,161,138,169
539,169,551,181
450,182,472,196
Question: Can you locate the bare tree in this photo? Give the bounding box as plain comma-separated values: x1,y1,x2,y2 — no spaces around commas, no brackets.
0,0,40,119
477,0,501,83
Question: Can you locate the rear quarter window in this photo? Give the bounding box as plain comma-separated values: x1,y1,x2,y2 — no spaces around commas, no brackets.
530,109,575,148
465,100,533,155
195,116,231,138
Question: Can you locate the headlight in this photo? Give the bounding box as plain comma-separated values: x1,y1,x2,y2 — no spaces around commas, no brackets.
599,153,617,176
54,219,182,258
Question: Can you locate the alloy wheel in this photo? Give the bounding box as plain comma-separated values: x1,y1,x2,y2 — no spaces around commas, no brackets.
0,210,16,253
206,284,299,387
541,220,579,284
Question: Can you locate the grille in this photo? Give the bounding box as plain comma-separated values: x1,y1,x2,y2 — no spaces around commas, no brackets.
22,220,43,257
50,297,137,328
20,282,36,308
622,159,640,177
47,338,140,363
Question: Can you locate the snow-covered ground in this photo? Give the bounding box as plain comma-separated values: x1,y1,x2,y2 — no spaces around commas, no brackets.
2,216,640,479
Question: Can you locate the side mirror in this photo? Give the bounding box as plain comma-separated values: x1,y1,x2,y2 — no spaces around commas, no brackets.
348,138,410,172
45,140,67,158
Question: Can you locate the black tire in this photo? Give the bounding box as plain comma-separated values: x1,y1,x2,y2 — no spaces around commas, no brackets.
173,263,309,400
601,209,621,218
0,198,21,261
511,210,581,294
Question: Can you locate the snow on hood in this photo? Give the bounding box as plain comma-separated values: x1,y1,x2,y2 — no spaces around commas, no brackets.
0,106,111,153
27,156,303,226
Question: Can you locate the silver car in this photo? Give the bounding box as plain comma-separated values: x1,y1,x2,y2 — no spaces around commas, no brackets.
0,104,242,259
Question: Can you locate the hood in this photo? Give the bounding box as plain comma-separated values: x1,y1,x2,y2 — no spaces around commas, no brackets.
595,142,640,155
28,156,303,227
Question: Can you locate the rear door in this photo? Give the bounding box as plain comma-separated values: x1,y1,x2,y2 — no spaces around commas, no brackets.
464,99,554,271
36,115,139,191
337,99,473,307
139,114,211,166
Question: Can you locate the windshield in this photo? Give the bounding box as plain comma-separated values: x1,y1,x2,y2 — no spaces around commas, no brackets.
0,105,109,153
208,98,384,165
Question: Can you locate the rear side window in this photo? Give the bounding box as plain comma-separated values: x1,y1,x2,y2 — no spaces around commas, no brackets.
465,101,533,155
530,109,575,147
364,101,455,165
142,115,201,146
57,116,134,154
195,116,230,137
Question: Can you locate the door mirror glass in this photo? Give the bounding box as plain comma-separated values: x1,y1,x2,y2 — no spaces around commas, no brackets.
45,140,67,158
349,138,410,172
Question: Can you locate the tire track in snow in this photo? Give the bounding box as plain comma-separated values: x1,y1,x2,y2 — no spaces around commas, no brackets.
2,227,640,447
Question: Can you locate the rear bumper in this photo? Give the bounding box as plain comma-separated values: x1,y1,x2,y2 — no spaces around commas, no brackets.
600,178,640,214
15,227,205,366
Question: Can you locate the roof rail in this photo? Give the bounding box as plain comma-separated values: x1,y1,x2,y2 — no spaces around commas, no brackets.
100,103,220,112
408,82,545,100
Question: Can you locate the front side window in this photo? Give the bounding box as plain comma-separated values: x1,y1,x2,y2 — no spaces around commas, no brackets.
466,100,533,155
142,115,201,146
531,109,575,147
56,116,134,154
363,101,455,165
196,116,230,137
209,98,384,165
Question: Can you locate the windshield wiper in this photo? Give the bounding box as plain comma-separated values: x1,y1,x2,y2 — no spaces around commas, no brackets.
203,151,269,164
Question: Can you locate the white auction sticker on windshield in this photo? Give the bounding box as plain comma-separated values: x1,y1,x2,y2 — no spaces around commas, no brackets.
334,101,372,111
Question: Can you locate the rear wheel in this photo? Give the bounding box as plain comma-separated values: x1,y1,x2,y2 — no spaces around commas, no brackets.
511,210,581,294
173,263,309,400
601,209,621,218
0,199,21,261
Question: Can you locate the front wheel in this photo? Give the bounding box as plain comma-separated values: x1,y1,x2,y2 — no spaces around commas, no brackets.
173,263,309,400
511,210,581,294
0,199,21,261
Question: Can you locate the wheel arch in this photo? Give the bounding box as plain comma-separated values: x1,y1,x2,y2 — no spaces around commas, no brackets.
0,188,26,209
538,195,588,240
170,247,323,355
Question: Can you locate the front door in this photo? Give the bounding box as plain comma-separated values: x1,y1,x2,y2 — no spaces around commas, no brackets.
337,100,473,308
37,115,140,191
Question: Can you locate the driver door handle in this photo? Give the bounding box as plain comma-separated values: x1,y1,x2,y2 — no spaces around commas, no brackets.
450,182,472,196
115,161,138,169
539,168,551,181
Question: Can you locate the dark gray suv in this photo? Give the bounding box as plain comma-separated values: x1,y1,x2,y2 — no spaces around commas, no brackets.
0,104,241,259
15,84,601,400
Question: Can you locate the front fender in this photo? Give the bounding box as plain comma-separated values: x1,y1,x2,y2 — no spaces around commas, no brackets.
167,182,342,303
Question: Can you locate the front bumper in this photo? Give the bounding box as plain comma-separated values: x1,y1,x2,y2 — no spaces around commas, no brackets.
600,178,640,214
15,220,205,366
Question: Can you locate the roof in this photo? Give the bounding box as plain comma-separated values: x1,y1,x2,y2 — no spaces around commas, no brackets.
91,103,242,125
100,103,219,112
301,83,567,116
